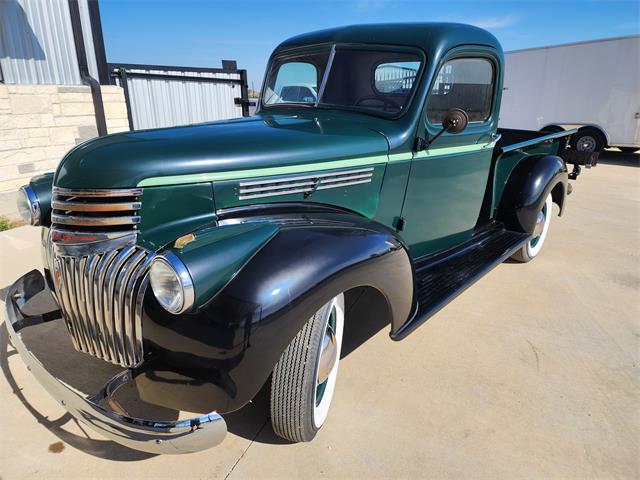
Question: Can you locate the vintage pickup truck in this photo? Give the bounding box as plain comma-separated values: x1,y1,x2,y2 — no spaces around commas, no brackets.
5,23,596,454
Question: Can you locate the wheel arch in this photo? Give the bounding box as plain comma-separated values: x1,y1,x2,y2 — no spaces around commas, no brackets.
142,211,415,413
543,123,610,147
497,154,569,234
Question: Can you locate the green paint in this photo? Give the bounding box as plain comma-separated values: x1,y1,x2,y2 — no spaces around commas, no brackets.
171,222,279,307
137,183,215,250
492,142,559,215
138,155,388,187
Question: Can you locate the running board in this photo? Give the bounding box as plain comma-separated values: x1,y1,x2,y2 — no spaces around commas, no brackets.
392,228,530,340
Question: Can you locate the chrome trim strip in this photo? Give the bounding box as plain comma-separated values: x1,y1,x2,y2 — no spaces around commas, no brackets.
239,186,316,200
240,180,317,194
317,172,373,184
114,250,146,366
53,187,143,197
237,167,375,200
52,200,142,212
104,247,136,365
238,175,374,200
238,167,374,186
96,250,120,362
317,178,372,190
133,274,149,364
52,214,141,226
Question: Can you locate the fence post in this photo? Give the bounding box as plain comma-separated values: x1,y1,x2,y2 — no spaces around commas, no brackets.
111,67,135,131
240,69,250,117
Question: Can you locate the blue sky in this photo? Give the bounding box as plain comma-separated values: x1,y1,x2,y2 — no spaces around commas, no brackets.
99,0,640,89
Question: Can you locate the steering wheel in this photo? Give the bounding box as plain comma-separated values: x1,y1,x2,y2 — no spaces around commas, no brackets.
354,95,401,111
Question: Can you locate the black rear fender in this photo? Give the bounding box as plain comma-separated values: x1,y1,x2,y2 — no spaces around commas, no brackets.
497,154,568,234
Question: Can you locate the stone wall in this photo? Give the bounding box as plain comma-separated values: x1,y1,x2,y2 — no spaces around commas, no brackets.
0,84,129,217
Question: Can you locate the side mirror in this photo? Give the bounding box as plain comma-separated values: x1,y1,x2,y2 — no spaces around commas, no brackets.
442,108,469,134
419,107,470,151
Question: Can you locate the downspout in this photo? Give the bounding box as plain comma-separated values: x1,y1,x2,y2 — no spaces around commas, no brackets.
68,0,107,136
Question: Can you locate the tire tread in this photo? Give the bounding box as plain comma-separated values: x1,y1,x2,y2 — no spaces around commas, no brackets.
270,306,326,442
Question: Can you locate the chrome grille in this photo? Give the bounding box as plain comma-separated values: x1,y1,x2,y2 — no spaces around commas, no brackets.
52,187,142,231
237,168,374,200
46,234,154,367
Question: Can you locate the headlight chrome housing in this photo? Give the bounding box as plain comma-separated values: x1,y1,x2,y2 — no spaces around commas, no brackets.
17,185,41,226
149,252,195,314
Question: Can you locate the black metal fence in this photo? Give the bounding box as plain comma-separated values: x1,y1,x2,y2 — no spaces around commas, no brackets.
109,62,250,130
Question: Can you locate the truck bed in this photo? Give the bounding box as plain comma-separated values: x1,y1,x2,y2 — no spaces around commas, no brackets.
496,127,575,153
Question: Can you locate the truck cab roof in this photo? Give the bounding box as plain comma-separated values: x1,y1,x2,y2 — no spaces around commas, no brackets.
274,22,503,56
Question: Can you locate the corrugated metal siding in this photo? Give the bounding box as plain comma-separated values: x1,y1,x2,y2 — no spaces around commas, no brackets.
0,0,98,84
119,68,244,129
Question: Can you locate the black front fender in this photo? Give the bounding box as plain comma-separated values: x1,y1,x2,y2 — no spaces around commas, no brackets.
142,212,414,413
498,154,568,234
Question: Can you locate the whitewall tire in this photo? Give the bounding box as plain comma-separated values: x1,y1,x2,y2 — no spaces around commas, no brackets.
511,193,553,263
270,293,345,442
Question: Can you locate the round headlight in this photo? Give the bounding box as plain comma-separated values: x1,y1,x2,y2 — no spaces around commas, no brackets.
17,185,40,226
149,252,194,314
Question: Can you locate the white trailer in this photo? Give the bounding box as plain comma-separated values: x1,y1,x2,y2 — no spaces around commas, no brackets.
500,35,640,153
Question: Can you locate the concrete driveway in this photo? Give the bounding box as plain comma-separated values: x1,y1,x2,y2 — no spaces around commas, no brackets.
1,152,638,479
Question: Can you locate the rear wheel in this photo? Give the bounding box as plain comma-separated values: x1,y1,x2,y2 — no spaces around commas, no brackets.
570,128,606,153
511,193,553,263
270,293,344,442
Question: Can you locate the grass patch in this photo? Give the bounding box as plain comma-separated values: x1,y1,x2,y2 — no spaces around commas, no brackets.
0,216,25,232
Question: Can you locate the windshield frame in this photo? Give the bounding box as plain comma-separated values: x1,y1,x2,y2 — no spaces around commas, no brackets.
259,42,427,120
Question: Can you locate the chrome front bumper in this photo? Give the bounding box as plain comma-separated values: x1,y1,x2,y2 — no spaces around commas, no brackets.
3,269,227,454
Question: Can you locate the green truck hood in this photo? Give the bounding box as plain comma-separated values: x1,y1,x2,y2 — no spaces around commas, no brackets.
54,113,389,189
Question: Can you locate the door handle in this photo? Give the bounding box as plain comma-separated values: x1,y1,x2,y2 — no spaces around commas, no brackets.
476,132,499,145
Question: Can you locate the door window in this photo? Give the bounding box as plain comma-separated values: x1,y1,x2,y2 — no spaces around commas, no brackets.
426,58,494,124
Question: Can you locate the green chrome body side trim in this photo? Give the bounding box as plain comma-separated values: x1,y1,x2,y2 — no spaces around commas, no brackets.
138,142,497,188
137,156,388,187
388,140,497,163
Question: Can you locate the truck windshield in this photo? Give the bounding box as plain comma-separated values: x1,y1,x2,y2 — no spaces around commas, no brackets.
262,46,422,117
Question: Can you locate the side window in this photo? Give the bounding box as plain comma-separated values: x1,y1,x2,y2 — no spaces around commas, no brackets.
426,58,494,124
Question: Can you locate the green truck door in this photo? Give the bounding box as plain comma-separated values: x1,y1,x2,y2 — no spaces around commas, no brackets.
400,55,499,259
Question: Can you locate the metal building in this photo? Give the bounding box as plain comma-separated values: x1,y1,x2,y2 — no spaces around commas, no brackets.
0,0,250,130
0,0,107,85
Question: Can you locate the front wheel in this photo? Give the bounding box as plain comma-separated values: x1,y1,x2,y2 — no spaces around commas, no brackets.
511,193,553,263
270,293,345,442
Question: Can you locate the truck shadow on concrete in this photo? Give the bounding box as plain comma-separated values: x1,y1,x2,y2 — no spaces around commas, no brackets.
0,286,389,455
224,287,391,445
597,149,639,167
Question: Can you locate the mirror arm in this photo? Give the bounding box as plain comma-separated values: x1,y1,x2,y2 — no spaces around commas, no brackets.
423,126,447,150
